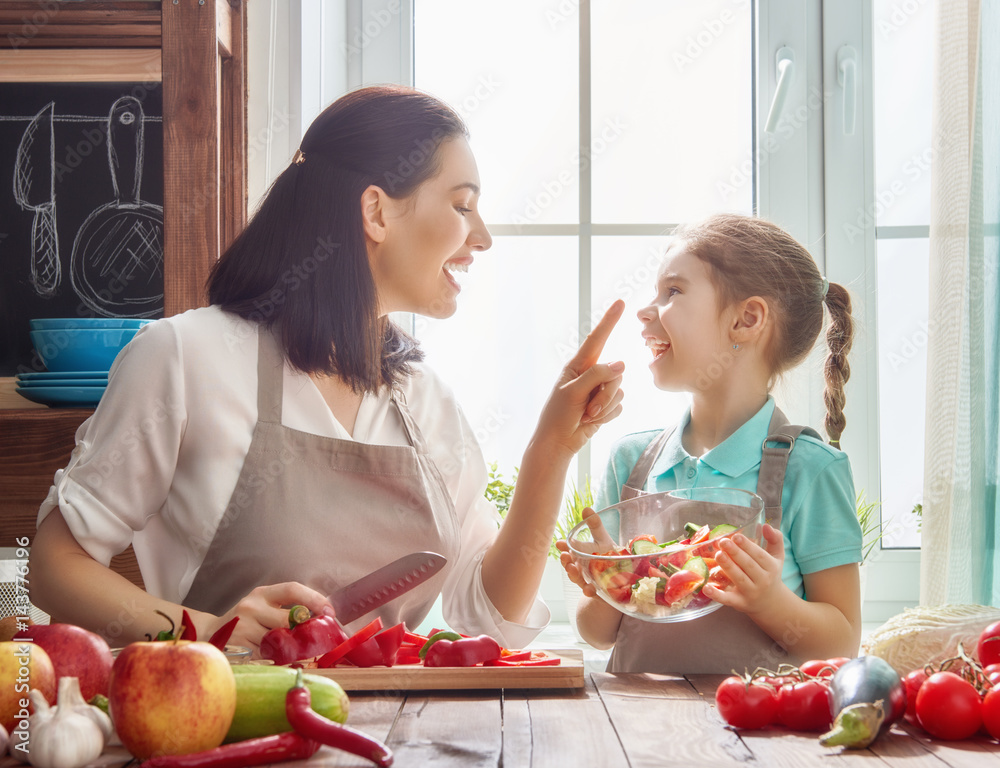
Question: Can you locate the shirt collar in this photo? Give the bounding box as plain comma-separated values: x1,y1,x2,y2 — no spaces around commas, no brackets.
651,397,777,479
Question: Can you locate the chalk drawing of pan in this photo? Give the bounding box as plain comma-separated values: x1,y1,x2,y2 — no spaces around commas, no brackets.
70,95,164,317
13,101,60,297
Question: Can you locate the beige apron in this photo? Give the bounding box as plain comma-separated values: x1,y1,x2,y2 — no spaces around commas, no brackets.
183,329,460,634
606,407,820,674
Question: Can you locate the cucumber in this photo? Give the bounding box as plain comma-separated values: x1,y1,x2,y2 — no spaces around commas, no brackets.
683,521,701,537
708,523,738,539
631,539,662,556
226,665,349,743
819,656,905,749
682,556,709,584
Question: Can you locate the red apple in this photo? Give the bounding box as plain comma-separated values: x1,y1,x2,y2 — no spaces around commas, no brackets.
14,623,113,700
0,641,56,735
109,640,236,759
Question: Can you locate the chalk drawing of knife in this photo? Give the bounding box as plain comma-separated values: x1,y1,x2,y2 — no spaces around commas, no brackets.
13,102,60,297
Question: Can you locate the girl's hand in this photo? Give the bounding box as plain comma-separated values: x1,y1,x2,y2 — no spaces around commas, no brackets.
701,524,786,616
531,300,626,459
554,506,615,597
210,582,333,657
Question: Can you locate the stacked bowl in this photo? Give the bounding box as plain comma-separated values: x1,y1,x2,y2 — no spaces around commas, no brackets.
15,318,152,407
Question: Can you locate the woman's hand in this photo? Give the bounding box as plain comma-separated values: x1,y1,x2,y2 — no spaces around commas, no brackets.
701,524,786,616
210,582,333,657
530,299,626,459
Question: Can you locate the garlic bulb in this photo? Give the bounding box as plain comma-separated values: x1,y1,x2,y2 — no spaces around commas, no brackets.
26,676,106,768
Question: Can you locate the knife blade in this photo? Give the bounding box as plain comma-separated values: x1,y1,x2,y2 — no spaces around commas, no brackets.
327,551,446,625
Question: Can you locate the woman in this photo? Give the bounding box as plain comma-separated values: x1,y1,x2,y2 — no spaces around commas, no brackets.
29,86,625,655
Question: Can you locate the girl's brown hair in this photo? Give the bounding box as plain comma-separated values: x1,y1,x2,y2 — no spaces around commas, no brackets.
207,85,469,393
675,213,854,446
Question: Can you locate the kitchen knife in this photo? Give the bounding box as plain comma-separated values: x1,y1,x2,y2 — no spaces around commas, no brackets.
13,101,60,296
328,551,446,625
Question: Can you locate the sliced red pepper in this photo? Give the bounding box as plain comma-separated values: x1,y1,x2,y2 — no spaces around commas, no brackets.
207,616,240,650
395,648,422,665
374,623,406,666
345,637,385,667
423,634,502,667
497,650,532,662
316,617,383,668
402,631,428,646
179,610,199,641
486,657,562,667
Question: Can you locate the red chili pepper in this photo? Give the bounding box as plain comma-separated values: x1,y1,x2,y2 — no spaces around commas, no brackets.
316,617,383,668
208,616,240,650
260,606,349,666
423,634,502,667
139,732,319,768
179,609,199,641
286,670,394,767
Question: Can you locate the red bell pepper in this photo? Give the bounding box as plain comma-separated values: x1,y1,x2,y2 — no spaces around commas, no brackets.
484,654,562,667
316,617,383,668
259,606,349,666
423,634,502,667
345,636,384,667
403,631,428,646
374,623,406,666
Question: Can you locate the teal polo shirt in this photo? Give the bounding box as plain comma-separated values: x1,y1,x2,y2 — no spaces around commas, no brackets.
595,397,863,599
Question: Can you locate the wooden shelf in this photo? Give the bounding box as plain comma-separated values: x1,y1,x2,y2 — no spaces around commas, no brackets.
0,1,245,593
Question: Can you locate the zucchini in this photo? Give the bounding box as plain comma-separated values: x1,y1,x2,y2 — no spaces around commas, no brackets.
226,665,349,742
819,656,906,749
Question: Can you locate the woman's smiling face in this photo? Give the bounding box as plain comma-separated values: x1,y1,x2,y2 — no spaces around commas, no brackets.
369,137,492,318
637,242,733,393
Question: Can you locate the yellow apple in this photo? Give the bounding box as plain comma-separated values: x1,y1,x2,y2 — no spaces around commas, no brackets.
108,640,237,760
0,641,56,735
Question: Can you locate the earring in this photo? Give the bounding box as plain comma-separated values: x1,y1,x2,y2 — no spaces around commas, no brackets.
732,343,739,351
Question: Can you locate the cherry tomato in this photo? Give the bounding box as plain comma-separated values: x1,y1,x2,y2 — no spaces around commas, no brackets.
903,668,928,724
825,656,851,670
915,671,982,740
984,664,1000,687
982,684,1000,740
715,676,778,729
799,659,836,678
980,622,1000,668
777,679,833,731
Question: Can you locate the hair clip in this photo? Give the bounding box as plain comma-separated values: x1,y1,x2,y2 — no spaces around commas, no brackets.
292,149,306,166
820,276,830,298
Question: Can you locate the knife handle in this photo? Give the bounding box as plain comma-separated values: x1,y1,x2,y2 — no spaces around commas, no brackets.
30,204,60,297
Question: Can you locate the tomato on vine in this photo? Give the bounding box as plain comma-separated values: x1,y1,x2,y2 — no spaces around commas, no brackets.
915,671,982,740
715,675,778,730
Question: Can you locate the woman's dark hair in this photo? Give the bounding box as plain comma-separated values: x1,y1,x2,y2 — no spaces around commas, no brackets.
676,214,855,446
208,85,469,393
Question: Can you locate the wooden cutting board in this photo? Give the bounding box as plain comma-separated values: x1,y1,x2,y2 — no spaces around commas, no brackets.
306,648,585,691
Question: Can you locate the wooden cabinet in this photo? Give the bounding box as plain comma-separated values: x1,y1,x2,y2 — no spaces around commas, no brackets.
0,1,248,586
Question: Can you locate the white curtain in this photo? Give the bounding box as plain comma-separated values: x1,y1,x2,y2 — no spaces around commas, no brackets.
921,0,999,605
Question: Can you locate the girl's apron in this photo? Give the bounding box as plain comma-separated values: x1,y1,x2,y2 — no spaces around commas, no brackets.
606,408,820,674
183,330,460,633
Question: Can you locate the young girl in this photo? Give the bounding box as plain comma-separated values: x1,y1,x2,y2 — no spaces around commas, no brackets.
560,213,863,674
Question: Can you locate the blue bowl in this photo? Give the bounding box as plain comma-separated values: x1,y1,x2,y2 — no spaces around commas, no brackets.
30,328,140,373
30,318,153,331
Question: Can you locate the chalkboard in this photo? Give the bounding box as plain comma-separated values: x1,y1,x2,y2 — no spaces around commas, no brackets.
0,83,164,376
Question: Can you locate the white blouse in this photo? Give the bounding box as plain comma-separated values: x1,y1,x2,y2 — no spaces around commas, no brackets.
39,306,548,648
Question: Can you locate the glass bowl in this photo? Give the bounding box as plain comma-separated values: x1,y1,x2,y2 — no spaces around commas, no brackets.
224,645,253,664
566,487,764,623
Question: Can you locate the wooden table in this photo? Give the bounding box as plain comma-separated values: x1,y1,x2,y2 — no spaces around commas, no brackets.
17,673,1000,767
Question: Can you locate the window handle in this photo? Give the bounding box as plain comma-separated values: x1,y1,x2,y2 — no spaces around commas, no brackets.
837,45,857,136
764,46,795,133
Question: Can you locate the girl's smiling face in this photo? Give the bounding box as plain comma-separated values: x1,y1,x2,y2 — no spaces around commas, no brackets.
637,242,735,393
368,137,492,318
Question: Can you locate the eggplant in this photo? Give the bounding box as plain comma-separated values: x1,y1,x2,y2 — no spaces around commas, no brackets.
819,655,906,749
